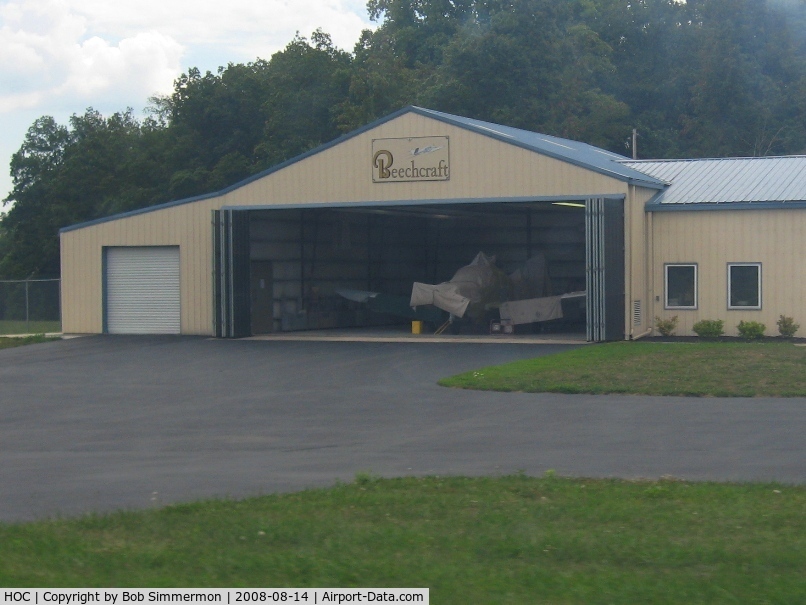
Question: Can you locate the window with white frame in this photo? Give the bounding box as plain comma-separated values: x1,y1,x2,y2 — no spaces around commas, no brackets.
665,264,697,309
728,263,762,309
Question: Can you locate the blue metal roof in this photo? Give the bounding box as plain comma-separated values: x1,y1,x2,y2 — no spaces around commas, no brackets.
622,156,806,208
415,107,667,189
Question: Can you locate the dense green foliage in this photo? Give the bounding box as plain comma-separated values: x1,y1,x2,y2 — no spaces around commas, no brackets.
0,334,57,349
3,0,806,277
692,318,726,338
737,320,767,339
777,314,801,337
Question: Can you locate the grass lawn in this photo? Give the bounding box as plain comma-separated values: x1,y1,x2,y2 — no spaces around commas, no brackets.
0,334,58,350
440,341,806,397
0,320,61,335
1,475,803,603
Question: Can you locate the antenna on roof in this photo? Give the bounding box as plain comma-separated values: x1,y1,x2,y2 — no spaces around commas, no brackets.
632,129,638,160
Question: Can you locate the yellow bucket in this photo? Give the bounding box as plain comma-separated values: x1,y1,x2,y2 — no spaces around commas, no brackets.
411,320,423,335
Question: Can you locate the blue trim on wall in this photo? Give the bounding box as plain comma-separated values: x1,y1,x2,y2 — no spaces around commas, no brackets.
222,193,626,212
646,200,806,212
61,189,224,233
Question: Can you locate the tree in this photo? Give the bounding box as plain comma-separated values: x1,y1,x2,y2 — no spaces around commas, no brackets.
6,0,806,277
1,109,162,277
154,61,275,198
258,31,353,166
2,116,71,277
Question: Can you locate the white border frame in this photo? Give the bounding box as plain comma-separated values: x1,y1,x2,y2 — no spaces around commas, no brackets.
664,263,698,310
727,262,762,310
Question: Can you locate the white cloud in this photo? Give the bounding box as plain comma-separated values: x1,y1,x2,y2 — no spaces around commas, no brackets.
0,0,373,115
0,0,374,200
69,0,372,56
0,91,44,114
56,31,183,101
0,0,183,114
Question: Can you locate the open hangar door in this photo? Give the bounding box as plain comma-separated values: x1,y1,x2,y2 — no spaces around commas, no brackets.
213,198,624,341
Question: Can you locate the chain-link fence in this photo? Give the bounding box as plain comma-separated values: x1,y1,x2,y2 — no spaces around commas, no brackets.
0,279,61,335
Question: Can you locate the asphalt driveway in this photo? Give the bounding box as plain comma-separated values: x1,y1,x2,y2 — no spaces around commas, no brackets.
1,335,804,522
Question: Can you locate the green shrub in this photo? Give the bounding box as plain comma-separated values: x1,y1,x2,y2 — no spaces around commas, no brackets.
777,315,800,338
654,315,678,337
737,320,766,340
692,319,724,338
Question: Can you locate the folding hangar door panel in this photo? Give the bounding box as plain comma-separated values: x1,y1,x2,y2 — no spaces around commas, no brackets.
585,197,625,342
213,209,251,338
105,246,181,334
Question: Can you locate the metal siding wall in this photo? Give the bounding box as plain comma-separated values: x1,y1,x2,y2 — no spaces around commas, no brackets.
61,228,103,333
220,114,628,207
627,186,657,335
652,209,806,336
61,198,218,335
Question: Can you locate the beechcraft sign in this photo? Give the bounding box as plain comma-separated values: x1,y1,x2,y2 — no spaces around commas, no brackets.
372,136,450,183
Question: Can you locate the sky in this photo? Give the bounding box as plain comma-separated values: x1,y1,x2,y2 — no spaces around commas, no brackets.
0,0,376,204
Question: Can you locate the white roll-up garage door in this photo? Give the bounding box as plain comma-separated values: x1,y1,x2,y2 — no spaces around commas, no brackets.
105,246,180,334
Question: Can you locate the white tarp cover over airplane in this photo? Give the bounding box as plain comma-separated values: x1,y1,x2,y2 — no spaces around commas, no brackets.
410,252,508,317
499,296,563,325
410,251,583,324
410,282,470,316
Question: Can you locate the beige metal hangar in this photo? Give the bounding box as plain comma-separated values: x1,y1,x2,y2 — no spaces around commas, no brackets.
627,156,806,337
59,106,692,340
